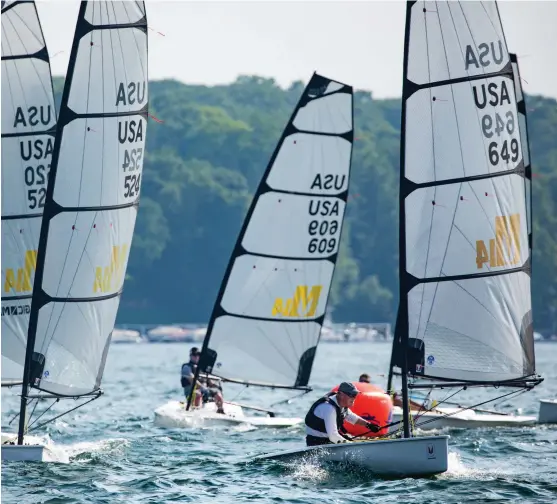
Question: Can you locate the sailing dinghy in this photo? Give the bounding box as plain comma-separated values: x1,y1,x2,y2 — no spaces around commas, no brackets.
154,73,354,429
2,0,149,462
384,1,542,438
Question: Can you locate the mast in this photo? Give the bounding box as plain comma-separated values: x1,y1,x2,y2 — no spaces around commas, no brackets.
188,74,354,409
18,0,148,444
397,1,415,439
509,53,533,264
386,307,402,395
1,0,57,387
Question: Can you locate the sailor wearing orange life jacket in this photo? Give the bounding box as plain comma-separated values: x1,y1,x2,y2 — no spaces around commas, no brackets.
304,382,380,446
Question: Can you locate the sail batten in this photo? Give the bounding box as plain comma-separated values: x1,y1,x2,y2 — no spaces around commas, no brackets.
196,74,353,389
398,1,534,384
20,0,148,398
1,0,57,385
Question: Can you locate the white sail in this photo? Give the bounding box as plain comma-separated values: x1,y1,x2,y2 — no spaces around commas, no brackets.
510,53,532,257
199,74,353,388
399,1,534,383
1,0,56,384
24,1,148,396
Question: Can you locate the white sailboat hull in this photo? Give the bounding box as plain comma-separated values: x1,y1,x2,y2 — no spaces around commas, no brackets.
254,435,449,477
391,406,537,430
538,399,557,424
1,432,45,462
154,400,302,428
1,444,44,462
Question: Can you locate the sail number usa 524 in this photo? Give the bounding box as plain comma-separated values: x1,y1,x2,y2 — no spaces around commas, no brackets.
120,119,144,199
117,81,146,200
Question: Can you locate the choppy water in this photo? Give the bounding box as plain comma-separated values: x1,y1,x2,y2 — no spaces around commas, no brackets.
2,342,557,503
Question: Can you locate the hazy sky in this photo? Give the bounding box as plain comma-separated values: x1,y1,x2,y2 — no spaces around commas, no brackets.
37,0,557,99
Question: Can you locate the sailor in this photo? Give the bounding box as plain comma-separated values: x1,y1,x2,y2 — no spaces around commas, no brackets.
358,371,422,410
358,373,371,384
181,347,225,413
304,381,380,446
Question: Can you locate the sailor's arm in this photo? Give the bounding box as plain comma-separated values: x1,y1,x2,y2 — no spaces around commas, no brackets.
322,405,348,444
345,409,381,432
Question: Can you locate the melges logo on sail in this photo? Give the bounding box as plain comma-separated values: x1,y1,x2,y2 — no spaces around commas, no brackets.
476,214,521,269
1,250,37,317
93,245,129,293
3,250,37,294
272,285,323,318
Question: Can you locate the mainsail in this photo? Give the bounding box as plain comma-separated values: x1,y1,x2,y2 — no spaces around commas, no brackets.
397,1,538,391
194,74,353,392
1,0,57,385
17,0,148,442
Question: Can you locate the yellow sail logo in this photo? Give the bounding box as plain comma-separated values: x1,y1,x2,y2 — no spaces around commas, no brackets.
93,245,128,293
272,285,323,318
476,214,521,269
3,250,38,293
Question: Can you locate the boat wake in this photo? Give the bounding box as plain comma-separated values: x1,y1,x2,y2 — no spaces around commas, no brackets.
62,437,131,461
442,451,514,480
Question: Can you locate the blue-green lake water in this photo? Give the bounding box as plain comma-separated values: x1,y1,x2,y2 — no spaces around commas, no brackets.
2,341,557,503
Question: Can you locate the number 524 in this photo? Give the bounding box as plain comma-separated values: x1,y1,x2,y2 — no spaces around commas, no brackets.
124,174,141,198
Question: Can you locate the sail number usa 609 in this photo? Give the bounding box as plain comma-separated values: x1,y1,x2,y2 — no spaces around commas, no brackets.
307,199,340,254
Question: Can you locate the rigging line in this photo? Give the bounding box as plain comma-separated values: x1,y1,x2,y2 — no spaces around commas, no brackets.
27,396,58,429
3,26,35,223
447,276,522,354
256,135,302,361
40,99,94,344
315,89,344,349
11,3,43,47
28,394,100,433
258,272,302,373
460,184,515,335
413,387,527,429
423,2,437,183
121,0,147,85
42,4,99,321
414,3,439,340
8,7,53,105
98,4,107,207
421,186,465,337
2,51,38,298
434,1,468,180
454,1,496,177
112,2,133,118
413,386,464,422
255,324,298,376
25,396,40,433
106,3,122,196
39,211,98,356
479,1,503,44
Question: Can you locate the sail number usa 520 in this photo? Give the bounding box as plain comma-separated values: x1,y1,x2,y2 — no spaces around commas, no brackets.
476,214,521,269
